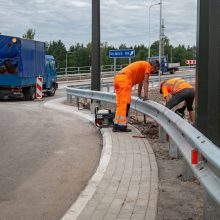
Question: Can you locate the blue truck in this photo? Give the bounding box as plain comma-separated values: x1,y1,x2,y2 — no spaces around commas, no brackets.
0,35,57,100
147,56,180,74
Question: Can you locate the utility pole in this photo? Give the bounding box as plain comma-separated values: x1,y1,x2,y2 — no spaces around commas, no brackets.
196,0,220,147
158,0,162,82
148,3,160,58
91,0,100,91
161,18,165,56
197,0,220,218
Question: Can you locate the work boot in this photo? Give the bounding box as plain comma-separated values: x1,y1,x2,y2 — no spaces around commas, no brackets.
175,108,185,118
120,128,132,132
112,126,132,132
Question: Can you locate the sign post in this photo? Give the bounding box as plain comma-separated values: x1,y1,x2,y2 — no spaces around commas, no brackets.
109,49,135,74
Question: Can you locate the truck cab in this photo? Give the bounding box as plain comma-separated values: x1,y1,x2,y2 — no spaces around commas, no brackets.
45,55,57,96
0,34,57,100
147,55,179,74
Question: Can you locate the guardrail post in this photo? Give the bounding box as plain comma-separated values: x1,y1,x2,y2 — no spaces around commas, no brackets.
181,159,194,182
203,192,220,220
159,126,167,143
78,67,80,75
169,138,179,159
66,94,72,104
90,100,100,114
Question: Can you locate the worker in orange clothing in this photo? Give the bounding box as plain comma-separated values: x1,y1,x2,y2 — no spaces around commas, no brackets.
160,77,195,123
113,60,160,132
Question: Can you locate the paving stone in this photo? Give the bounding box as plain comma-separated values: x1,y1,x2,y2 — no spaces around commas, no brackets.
75,127,158,220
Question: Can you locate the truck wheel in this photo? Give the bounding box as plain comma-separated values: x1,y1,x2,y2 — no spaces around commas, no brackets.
170,69,175,74
47,84,56,96
23,86,35,100
29,86,36,100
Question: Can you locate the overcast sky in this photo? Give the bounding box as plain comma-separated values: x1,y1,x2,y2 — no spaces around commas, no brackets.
0,0,197,49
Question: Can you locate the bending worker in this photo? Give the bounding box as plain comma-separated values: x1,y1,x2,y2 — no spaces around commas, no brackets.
113,60,160,132
160,77,195,123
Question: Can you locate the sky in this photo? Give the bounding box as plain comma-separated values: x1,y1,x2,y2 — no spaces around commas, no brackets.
0,0,197,49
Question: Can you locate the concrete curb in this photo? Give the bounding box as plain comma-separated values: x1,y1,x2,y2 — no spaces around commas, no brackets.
44,98,112,220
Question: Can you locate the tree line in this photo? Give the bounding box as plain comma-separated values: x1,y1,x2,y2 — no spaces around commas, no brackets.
22,29,196,70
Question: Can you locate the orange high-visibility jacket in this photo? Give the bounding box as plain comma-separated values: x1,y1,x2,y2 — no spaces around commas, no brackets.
119,61,151,85
162,78,193,97
113,61,151,128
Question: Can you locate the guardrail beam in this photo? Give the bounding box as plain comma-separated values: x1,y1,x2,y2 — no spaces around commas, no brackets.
204,192,220,220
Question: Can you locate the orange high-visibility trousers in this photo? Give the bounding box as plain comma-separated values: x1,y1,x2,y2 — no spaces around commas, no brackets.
114,74,132,128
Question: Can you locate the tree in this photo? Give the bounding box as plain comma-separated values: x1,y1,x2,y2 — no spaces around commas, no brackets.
172,45,187,65
100,42,115,66
69,43,91,67
22,29,35,39
150,40,159,57
133,44,148,61
46,40,66,69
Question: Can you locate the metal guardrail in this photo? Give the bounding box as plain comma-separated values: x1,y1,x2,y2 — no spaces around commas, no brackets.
66,79,220,208
64,74,195,91
179,65,196,70
57,65,196,78
57,64,128,76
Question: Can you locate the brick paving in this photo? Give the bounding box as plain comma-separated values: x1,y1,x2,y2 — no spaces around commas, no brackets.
76,126,158,220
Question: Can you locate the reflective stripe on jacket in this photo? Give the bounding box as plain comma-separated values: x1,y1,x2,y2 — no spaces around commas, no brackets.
162,78,193,97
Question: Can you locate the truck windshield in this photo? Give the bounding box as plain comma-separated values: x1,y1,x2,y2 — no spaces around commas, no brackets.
45,59,56,72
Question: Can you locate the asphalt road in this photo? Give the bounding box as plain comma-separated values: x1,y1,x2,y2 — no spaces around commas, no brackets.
0,89,102,220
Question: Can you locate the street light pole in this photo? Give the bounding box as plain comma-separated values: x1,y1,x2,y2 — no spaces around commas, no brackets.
170,46,173,63
65,51,72,81
158,0,162,82
148,2,160,58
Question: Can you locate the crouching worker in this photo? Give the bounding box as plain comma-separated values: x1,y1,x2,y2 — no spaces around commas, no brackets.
113,60,160,132
160,77,195,123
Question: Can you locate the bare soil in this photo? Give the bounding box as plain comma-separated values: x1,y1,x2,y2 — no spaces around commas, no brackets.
129,87,204,220
130,115,204,220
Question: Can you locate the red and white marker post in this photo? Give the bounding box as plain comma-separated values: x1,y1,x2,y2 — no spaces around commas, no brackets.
36,76,43,99
186,60,197,66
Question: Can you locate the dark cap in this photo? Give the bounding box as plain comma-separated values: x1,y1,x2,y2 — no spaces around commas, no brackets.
149,60,160,68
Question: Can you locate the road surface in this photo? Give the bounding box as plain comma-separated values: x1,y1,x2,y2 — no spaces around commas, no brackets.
0,89,101,220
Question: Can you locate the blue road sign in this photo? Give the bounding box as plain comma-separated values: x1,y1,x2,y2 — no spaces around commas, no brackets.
109,49,135,58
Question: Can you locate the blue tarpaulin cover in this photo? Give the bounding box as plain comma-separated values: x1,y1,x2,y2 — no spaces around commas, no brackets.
0,35,45,77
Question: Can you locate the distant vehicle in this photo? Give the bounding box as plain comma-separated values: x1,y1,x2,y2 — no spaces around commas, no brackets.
0,34,57,100
147,56,180,74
